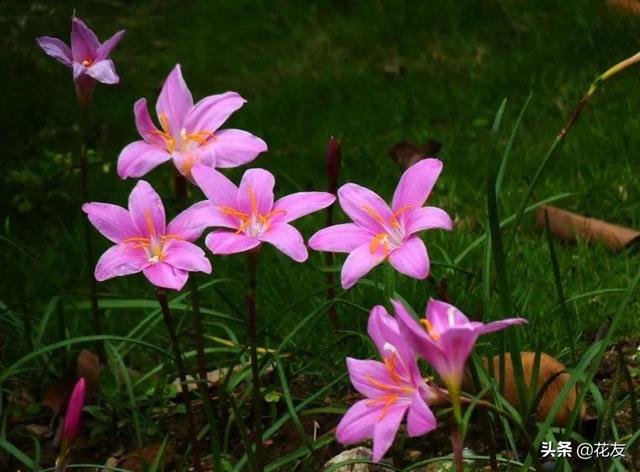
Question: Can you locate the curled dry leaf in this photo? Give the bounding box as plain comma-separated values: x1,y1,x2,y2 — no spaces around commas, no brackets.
388,139,443,170
486,352,585,426
536,204,640,251
608,0,640,15
118,444,168,472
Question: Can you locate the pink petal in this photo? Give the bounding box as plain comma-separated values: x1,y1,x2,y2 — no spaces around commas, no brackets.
388,236,429,280
205,230,260,255
95,29,124,61
367,306,420,381
391,158,443,211
393,300,436,364
437,326,478,387
341,242,385,289
237,168,274,216
70,17,100,61
85,59,119,84
134,98,163,145
405,206,453,234
338,183,393,233
156,64,194,136
163,240,212,274
271,192,335,224
426,299,471,334
95,244,148,281
128,181,166,237
117,141,171,179
36,36,71,66
143,263,188,291
72,62,87,79
192,165,238,207
479,317,527,335
372,403,408,462
209,129,267,168
184,92,246,135
336,399,379,445
167,201,223,241
406,392,437,437
62,378,86,444
172,148,216,179
308,223,372,254
346,357,398,398
259,223,307,262
82,202,137,243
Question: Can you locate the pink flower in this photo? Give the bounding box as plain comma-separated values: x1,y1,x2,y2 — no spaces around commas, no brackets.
191,165,335,262
337,306,438,462
394,299,527,393
83,180,213,290
309,159,452,289
117,65,267,180
62,378,86,448
36,16,124,106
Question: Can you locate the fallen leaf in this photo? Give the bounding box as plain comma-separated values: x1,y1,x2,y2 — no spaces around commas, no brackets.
77,349,101,393
485,352,585,426
608,0,640,15
388,140,443,170
118,444,166,471
536,204,640,251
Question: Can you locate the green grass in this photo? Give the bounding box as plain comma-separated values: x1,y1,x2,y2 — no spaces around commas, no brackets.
1,0,640,470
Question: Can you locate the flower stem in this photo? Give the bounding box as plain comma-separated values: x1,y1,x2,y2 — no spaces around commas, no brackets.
155,288,203,472
246,249,265,472
448,384,465,472
174,174,223,470
77,104,104,362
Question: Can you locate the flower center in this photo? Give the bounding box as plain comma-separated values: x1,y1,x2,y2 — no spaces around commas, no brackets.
151,113,217,165
362,204,412,255
219,187,286,238
82,59,93,67
364,349,415,419
122,210,182,263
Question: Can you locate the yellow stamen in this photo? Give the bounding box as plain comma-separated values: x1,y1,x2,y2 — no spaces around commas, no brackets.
144,210,156,237
248,187,258,216
366,394,400,420
82,59,92,67
419,319,441,341
362,204,387,227
384,356,403,384
364,374,414,394
390,205,413,227
370,233,390,256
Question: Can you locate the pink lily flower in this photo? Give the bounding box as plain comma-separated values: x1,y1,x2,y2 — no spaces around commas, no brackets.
309,159,452,289
62,378,86,449
83,180,213,290
36,16,124,106
117,65,267,180
191,165,335,262
337,306,438,462
394,299,527,394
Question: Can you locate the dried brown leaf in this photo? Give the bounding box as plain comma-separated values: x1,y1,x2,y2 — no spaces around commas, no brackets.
388,139,443,170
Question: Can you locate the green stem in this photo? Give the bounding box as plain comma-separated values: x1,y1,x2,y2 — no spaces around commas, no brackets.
247,249,265,472
155,288,203,472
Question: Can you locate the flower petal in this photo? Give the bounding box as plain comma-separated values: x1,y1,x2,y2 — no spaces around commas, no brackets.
117,141,171,179
388,235,429,280
205,230,260,255
346,357,398,398
156,64,193,136
85,59,119,84
338,183,393,233
405,206,453,234
271,192,335,224
134,98,163,145
71,17,100,61
167,201,223,241
391,158,443,211
192,165,238,207
36,36,72,66
72,62,86,79
237,168,275,216
128,180,166,237
372,403,408,462
184,92,246,134
95,244,148,281
341,242,385,289
393,300,437,364
336,399,379,445
426,299,471,334
478,317,528,335
308,223,372,253
437,326,479,387
82,202,137,243
259,223,307,262
209,129,267,168
406,392,437,437
143,263,188,290
95,29,124,61
163,240,212,274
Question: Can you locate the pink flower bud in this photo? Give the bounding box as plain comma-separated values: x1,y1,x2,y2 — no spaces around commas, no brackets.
326,136,341,194
62,378,86,447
